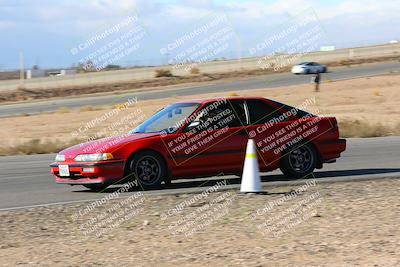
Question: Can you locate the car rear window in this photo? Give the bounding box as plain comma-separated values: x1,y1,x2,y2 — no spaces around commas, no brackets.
268,99,316,119
246,99,284,125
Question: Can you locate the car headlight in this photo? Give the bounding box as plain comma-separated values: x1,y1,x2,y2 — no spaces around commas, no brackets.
55,154,65,161
74,153,114,162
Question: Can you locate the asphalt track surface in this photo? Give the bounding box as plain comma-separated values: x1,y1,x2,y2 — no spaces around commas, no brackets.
1,62,399,118
0,137,399,211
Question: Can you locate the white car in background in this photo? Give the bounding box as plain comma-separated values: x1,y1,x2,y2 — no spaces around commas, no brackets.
291,62,327,74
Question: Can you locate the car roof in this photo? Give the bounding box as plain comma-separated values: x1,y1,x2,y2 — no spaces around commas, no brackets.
300,61,321,65
174,96,268,105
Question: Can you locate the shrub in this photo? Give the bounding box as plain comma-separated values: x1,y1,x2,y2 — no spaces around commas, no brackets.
227,92,239,96
155,69,173,78
105,64,121,70
339,119,390,138
79,106,94,112
190,67,200,75
57,107,70,113
373,89,381,96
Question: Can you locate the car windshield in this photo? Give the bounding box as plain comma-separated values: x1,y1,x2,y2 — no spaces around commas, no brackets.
131,103,200,133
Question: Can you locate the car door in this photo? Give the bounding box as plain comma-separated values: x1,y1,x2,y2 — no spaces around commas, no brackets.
244,99,292,171
306,62,314,73
303,62,311,73
310,62,320,73
170,99,249,176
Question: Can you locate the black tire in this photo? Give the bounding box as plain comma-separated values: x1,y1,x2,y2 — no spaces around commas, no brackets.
305,69,310,74
83,184,109,192
126,150,166,190
280,143,317,179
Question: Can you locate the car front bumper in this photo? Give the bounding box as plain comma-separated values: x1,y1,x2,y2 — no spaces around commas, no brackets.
50,160,125,185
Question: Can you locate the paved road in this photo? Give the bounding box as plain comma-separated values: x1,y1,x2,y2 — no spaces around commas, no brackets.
1,62,399,118
0,137,399,211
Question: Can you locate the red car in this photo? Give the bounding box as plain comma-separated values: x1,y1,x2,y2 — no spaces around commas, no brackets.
50,97,346,191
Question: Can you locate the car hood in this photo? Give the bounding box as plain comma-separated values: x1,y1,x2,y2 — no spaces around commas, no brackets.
59,132,159,160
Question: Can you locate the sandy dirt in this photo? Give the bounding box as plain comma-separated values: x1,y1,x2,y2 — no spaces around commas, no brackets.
0,73,399,155
0,178,399,266
1,56,398,102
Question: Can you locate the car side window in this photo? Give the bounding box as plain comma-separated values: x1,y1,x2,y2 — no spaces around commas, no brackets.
246,99,285,125
189,101,246,131
228,100,247,126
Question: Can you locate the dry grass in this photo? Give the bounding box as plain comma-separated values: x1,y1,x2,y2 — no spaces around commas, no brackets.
190,67,200,75
78,105,95,112
339,119,396,138
1,57,399,104
372,89,381,96
0,138,81,156
227,92,240,96
57,107,70,113
2,119,396,155
0,73,399,156
155,69,173,78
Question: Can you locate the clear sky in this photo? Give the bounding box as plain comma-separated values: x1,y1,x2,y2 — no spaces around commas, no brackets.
0,0,399,70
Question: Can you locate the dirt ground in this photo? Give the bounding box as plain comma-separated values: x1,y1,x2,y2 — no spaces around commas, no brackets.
1,56,398,102
1,72,399,155
0,177,399,266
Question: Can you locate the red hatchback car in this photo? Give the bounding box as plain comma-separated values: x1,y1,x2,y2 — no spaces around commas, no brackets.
50,97,346,191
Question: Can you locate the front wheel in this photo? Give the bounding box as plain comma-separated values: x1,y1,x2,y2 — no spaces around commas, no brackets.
280,143,317,179
126,151,167,190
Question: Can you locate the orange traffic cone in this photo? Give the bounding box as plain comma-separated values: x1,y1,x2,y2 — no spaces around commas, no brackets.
240,139,262,193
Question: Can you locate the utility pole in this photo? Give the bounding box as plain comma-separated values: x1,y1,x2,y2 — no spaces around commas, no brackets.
19,51,24,86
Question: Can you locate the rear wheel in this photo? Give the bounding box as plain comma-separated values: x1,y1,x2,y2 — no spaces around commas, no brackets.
126,150,166,190
280,143,317,179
